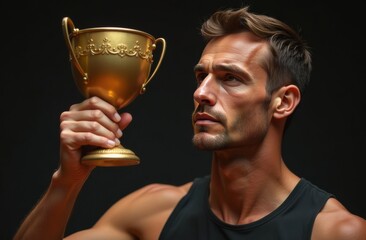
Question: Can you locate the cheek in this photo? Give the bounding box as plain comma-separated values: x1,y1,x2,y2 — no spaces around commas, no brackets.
227,90,269,121
228,102,270,140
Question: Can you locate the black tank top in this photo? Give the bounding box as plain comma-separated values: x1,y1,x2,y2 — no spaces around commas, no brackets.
159,175,334,240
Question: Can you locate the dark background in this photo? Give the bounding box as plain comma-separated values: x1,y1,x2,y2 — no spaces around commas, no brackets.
1,0,365,239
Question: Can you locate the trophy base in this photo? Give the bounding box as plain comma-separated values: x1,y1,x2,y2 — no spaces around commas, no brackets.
81,144,140,167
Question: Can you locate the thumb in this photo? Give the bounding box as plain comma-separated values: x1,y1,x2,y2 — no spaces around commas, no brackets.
118,112,133,130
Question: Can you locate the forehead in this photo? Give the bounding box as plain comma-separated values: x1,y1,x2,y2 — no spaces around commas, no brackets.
199,32,268,69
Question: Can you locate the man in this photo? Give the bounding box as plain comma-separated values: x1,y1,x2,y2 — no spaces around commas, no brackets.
14,6,366,240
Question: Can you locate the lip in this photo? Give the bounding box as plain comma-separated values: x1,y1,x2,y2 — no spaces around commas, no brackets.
193,112,218,123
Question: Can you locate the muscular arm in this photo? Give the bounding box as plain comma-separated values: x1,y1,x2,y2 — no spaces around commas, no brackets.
13,170,89,240
64,182,191,240
13,97,132,240
14,174,189,240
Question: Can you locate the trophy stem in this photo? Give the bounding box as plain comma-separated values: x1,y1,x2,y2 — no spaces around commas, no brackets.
81,144,140,167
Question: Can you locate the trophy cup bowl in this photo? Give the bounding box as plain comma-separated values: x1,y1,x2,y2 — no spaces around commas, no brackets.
62,17,166,167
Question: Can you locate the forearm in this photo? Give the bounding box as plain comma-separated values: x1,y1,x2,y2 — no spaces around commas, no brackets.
14,170,87,240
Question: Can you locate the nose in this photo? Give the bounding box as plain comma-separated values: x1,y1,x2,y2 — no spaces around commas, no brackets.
193,75,216,106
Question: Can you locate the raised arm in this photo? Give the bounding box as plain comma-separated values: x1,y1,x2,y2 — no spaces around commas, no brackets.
14,96,131,240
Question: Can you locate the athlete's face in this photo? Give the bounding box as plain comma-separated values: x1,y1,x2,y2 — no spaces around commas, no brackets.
192,32,272,151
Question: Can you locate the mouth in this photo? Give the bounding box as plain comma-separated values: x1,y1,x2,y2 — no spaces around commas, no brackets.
193,112,219,124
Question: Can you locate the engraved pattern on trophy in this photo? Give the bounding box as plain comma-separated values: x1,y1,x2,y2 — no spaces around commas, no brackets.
75,38,154,60
74,38,155,91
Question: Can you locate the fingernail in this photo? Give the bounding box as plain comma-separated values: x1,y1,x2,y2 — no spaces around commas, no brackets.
116,129,122,138
115,138,120,145
107,140,116,147
114,113,121,122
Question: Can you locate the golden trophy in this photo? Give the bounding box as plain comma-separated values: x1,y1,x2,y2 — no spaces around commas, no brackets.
62,17,166,167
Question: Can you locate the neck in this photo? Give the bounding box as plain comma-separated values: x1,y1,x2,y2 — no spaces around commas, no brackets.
208,125,299,225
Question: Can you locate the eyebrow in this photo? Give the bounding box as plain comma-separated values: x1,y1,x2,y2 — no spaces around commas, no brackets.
193,63,252,80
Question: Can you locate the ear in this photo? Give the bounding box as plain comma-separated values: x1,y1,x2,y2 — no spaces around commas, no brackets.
272,85,301,119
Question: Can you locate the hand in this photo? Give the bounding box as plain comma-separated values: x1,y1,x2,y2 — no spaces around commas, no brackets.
57,96,132,182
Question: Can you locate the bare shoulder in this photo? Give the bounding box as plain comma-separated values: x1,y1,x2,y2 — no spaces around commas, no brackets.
312,198,366,240
118,181,193,209
93,181,193,239
134,181,193,199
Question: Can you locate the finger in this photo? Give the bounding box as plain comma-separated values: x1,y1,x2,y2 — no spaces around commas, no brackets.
70,96,121,123
60,110,122,138
60,128,119,150
61,119,120,140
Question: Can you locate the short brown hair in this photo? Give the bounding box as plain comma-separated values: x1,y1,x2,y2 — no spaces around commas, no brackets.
201,6,312,95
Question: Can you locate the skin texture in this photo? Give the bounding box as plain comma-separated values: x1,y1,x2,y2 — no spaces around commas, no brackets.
14,32,366,240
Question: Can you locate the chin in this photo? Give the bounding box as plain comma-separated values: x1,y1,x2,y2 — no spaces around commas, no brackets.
192,133,223,151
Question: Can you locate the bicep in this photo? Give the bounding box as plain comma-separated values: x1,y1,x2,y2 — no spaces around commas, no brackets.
63,187,152,240
64,226,135,240
64,183,188,240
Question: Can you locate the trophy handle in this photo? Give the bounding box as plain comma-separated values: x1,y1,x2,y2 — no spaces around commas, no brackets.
140,37,167,94
61,17,88,82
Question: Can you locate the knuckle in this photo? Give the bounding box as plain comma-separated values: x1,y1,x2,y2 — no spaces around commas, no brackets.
59,111,70,121
91,109,103,119
90,121,101,132
83,132,94,142
59,121,67,130
60,130,70,142
69,103,79,111
88,96,100,107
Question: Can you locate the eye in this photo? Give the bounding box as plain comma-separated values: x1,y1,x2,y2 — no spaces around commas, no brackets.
224,74,238,81
222,74,242,86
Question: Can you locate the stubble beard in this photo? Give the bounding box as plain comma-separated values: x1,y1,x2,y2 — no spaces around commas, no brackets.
192,110,269,151
192,126,228,150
